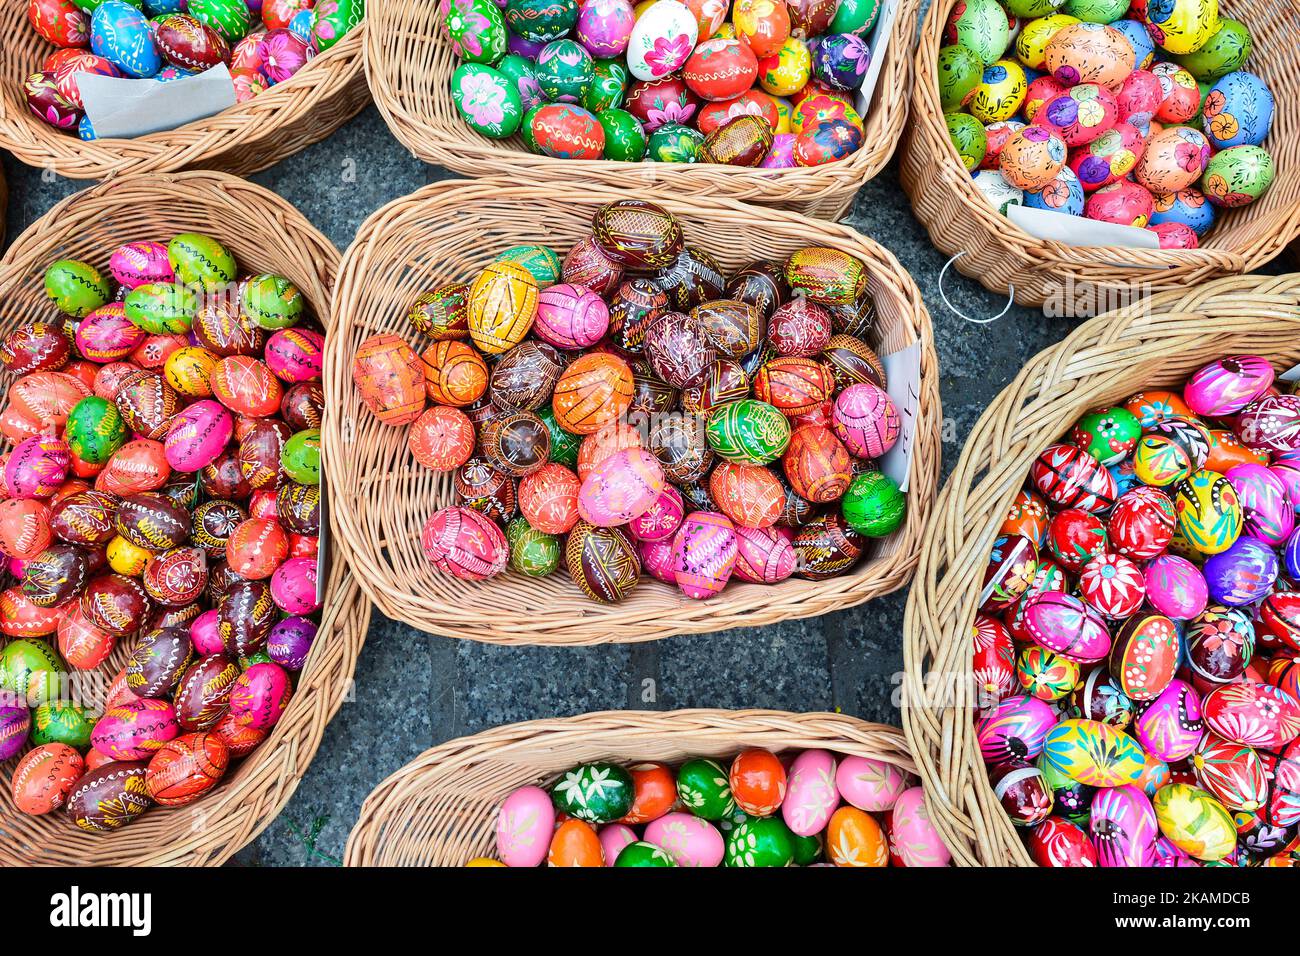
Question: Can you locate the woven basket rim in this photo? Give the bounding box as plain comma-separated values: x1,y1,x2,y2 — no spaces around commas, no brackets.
322,175,942,645
900,0,1300,306
0,19,369,179
343,707,917,866
900,271,1300,867
0,170,372,866
362,0,919,218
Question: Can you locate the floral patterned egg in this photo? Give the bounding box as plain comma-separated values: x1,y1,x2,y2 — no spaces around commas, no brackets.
1044,22,1134,88
1023,591,1112,663
1030,442,1117,513
1204,536,1278,606
1203,144,1275,208
1109,611,1179,701
1136,678,1204,761
1068,121,1144,191
1028,816,1098,866
968,59,1026,125
1044,719,1146,787
1202,70,1273,149
1186,604,1253,683
973,614,1017,703
577,449,664,527
1149,61,1201,123
891,786,951,866
6,436,70,499
946,0,1013,64
496,785,555,867
1090,784,1158,866
1203,681,1300,750
982,533,1038,611
1185,354,1274,418
977,694,1056,763
1116,69,1162,125
451,63,524,138
576,0,634,55
623,74,700,132
643,812,725,866
728,747,786,816
1239,394,1300,454
626,0,698,82
421,506,508,581
1079,552,1145,619
1262,590,1300,652
1016,645,1080,701
1193,732,1267,812
1174,469,1241,555
825,806,886,867
947,113,988,171
1038,83,1119,147
682,37,758,102
1024,75,1068,120
758,37,812,97
1135,126,1210,193
999,124,1067,191
626,485,684,542
1085,179,1153,227
937,43,985,111
811,32,870,92
91,1,161,77
1149,187,1216,236
535,39,594,103
1145,0,1219,55
1025,163,1085,215
1107,487,1175,560
670,511,736,599
530,103,606,159
1153,783,1236,862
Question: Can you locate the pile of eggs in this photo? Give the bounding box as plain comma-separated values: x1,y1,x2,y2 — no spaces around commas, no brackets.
474,746,949,866
444,0,881,167
937,0,1276,248
351,199,908,605
0,233,325,831
23,0,364,139
973,353,1300,866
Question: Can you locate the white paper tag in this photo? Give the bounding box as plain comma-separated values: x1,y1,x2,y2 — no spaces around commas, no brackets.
855,0,898,119
879,338,921,493
316,476,329,609
80,65,236,139
1007,204,1161,251
1280,362,1300,384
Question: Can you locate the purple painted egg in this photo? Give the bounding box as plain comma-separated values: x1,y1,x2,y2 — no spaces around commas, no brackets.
1184,355,1274,418
976,695,1056,763
761,133,797,168
190,608,224,656
75,304,147,362
1023,591,1112,663
638,537,676,584
1144,554,1207,620
6,436,70,498
90,698,179,761
1286,528,1300,580
265,328,325,384
576,0,634,56
534,283,610,350
0,703,31,760
670,511,737,600
832,381,900,459
732,524,796,584
1203,536,1278,607
1135,678,1203,762
267,615,316,671
578,449,665,527
164,400,234,472
1226,462,1293,545
627,484,685,542
1239,395,1300,453
109,241,174,289
228,661,291,731
270,556,319,614
1090,784,1158,867
24,71,80,128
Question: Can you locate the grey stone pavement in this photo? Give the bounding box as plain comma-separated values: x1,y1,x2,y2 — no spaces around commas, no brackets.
0,104,1192,865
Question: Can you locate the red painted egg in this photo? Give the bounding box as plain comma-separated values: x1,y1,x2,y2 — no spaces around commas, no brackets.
1107,486,1176,560
1030,443,1117,513
1203,682,1300,751
225,517,288,579
144,731,229,806
1047,508,1107,573
421,506,508,581
12,743,83,815
782,425,852,504
683,38,758,102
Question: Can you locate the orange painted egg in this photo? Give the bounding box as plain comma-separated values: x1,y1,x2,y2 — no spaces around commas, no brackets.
420,341,489,408
729,747,787,816
351,334,425,427
144,731,228,806
620,761,677,824
752,356,836,415
709,463,784,529
782,424,853,503
408,406,476,472
519,463,581,534
735,0,791,56
999,125,1068,191
468,261,539,355
1044,23,1134,90
11,743,83,815
827,805,889,866
211,355,283,418
548,818,604,866
1134,126,1211,193
552,353,634,435
0,498,52,559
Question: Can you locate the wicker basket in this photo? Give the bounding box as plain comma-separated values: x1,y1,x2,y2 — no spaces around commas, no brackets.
0,4,369,180
0,171,371,865
901,273,1300,866
323,177,941,645
364,0,919,221
344,708,917,866
901,0,1300,311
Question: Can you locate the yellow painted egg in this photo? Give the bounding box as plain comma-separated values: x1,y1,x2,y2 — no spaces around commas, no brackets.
1153,783,1236,860
1044,22,1135,90
772,95,793,133
164,345,218,398
970,59,1028,123
468,261,539,355
465,857,506,866
1173,468,1242,555
1043,718,1147,787
107,535,151,576
1016,13,1080,70
791,90,860,135
999,125,1067,190
758,37,812,97
1145,0,1219,56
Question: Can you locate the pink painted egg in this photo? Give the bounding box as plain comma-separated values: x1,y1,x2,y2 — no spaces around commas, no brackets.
109,241,174,289
834,755,910,812
670,510,736,599
5,436,70,499
576,0,634,57
1090,784,1157,866
1149,222,1198,249
1068,121,1145,191
76,304,147,363
1185,355,1274,418
627,484,685,541
265,328,325,384
1202,681,1300,750
1036,83,1118,147
731,524,796,584
761,132,797,168
1238,395,1300,453
421,506,509,581
832,381,900,459
496,785,555,867
1023,591,1112,663
227,661,292,731
1135,678,1204,762
890,786,951,867
644,811,724,867
782,748,838,836
1225,463,1293,546
90,698,179,761
190,609,224,656
164,400,234,473
270,556,319,614
598,824,638,865
1084,179,1154,227
578,448,665,527
1134,126,1211,194
977,695,1056,763
1116,70,1162,126
1144,554,1207,620
534,283,610,350
638,537,676,584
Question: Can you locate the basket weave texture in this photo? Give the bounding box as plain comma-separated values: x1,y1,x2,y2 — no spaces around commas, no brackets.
0,171,371,865
901,273,1300,866
322,177,941,645
364,0,919,221
900,0,1300,310
344,708,917,866
0,7,370,180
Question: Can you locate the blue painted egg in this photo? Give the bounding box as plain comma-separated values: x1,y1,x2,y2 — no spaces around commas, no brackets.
1024,164,1085,215
1203,536,1278,606
289,7,316,42
91,1,162,79
1110,18,1155,69
1202,71,1274,148
1149,187,1216,235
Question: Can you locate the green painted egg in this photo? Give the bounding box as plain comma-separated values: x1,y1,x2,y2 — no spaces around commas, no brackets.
242,273,304,330
724,816,795,867
497,53,546,112
551,761,635,823
281,429,321,485
538,406,581,467
945,0,1010,64
446,0,508,65
937,44,984,111
946,111,988,170
0,639,66,706
535,39,593,104
451,63,523,138
494,244,562,285
648,123,704,163
240,650,274,668
187,0,250,46
790,830,823,865
1073,406,1140,465
521,104,545,153
31,702,95,749
842,471,906,537
1005,0,1066,17
599,108,647,161
1173,17,1251,81
168,233,237,292
124,281,199,334
831,0,880,35
504,0,577,42
677,757,736,820
506,517,561,576
44,260,110,317
584,58,628,112
706,399,791,466
310,0,363,53
1153,783,1236,861
614,841,677,866
1063,0,1126,22
1203,144,1274,208
66,396,128,465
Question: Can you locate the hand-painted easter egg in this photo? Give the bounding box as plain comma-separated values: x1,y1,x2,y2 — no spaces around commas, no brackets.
496,785,556,866
535,39,593,104
1000,124,1067,190
700,114,774,166
1135,678,1204,762
28,0,90,47
1203,681,1300,750
468,261,538,355
1201,71,1272,149
65,760,152,831
726,814,796,867
421,506,508,581
892,786,952,866
937,43,985,110
144,731,228,806
946,0,1013,64
706,399,791,466
683,37,758,102
420,341,488,409
227,661,291,731
91,697,179,762
670,511,736,599
728,747,786,816
565,520,641,601
1186,354,1274,419
841,471,905,537
1145,0,1219,55
552,761,634,823
552,353,634,436
126,625,193,697
1031,442,1117,512
970,59,1027,124
1134,126,1210,193
12,743,83,815
1202,144,1274,208
626,0,698,81
1173,469,1241,555
1039,83,1119,147
1089,783,1158,865
163,400,233,474
1204,536,1278,606
1022,591,1111,662
1044,718,1146,786
173,654,239,731
783,425,852,503
1069,121,1144,191
1044,22,1134,88
91,0,161,77
1108,609,1181,702
578,449,664,527
812,32,870,92
1153,783,1235,861
776,748,837,835
503,0,574,42
217,580,276,656
946,112,987,171
1192,731,1267,812
1171,15,1250,80
977,694,1056,763
352,335,425,426
1085,179,1154,227
533,284,610,351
